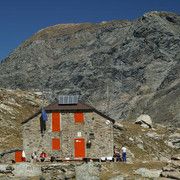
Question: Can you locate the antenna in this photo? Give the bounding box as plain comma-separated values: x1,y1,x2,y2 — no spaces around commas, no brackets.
38,57,45,108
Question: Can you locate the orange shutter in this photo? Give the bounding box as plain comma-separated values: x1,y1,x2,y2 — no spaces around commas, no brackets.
74,138,85,158
74,112,84,123
52,112,60,131
52,138,60,150
15,151,23,162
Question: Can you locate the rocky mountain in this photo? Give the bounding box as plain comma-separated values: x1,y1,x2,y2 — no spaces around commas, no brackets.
0,11,180,126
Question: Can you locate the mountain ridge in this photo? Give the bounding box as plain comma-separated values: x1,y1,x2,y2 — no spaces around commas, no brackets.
0,11,180,126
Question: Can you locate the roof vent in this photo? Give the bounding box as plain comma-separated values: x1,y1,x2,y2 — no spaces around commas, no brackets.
58,95,79,105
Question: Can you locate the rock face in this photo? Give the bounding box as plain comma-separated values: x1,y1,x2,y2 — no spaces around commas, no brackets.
0,11,180,126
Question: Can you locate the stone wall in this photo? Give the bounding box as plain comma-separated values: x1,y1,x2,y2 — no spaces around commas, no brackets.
22,111,114,160
0,152,15,163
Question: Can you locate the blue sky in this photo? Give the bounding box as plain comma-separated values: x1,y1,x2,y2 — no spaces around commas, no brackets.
0,0,180,61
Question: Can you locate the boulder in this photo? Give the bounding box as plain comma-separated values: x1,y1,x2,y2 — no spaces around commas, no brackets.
161,156,180,179
159,156,170,162
137,143,144,150
165,141,174,148
12,163,41,177
128,137,134,142
146,132,161,140
162,164,175,172
161,171,180,179
168,133,180,149
135,114,152,128
65,170,76,179
135,168,162,178
0,164,14,175
41,163,76,179
113,122,124,131
109,175,124,180
75,162,101,180
0,165,8,172
171,160,180,169
172,154,180,161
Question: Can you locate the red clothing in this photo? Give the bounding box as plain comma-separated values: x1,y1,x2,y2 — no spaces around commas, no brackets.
40,152,47,158
22,157,26,162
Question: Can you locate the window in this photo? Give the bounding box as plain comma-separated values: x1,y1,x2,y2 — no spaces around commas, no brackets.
52,112,60,132
52,138,60,150
74,112,84,123
89,133,95,140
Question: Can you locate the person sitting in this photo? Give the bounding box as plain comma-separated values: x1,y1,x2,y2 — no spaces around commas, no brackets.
50,156,56,162
114,147,121,162
40,151,47,162
31,151,38,162
116,151,121,162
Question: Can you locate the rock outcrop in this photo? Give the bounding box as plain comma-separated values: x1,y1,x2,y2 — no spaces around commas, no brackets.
0,11,180,126
161,155,180,179
135,114,152,128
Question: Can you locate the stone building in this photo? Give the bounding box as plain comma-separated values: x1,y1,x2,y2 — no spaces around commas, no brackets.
22,96,115,160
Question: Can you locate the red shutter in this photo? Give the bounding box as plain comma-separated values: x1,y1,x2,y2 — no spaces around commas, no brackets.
52,138,60,150
15,151,23,162
74,112,84,123
52,112,60,131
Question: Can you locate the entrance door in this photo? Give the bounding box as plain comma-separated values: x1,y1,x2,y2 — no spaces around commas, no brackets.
74,138,85,158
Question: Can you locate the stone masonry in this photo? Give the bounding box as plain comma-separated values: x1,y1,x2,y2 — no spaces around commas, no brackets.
22,111,114,160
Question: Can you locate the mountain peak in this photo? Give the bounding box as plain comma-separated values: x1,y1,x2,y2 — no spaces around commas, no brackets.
0,11,180,126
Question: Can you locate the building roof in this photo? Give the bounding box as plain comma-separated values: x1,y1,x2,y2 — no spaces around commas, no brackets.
22,102,115,124
45,102,94,112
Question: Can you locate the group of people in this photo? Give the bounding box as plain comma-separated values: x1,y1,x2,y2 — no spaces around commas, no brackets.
21,147,126,163
31,151,47,162
21,151,47,162
114,145,127,162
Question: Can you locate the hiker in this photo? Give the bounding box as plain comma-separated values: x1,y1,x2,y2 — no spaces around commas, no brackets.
121,145,127,162
22,150,26,162
40,151,47,162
